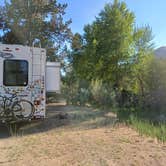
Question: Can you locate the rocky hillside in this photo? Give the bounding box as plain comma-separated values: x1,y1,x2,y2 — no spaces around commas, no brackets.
155,46,166,58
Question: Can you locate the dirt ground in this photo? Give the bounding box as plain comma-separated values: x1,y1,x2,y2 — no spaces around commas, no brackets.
0,103,166,166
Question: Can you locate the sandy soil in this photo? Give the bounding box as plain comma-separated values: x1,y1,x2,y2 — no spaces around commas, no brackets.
0,103,166,166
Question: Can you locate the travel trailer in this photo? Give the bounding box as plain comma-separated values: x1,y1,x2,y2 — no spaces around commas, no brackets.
0,44,60,123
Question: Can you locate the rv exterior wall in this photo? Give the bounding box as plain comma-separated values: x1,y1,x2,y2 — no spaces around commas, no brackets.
0,44,47,119
46,62,60,93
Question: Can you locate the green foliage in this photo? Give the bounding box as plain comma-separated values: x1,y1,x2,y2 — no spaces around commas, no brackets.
63,1,166,142
66,0,156,109
90,80,116,107
70,1,154,96
131,26,154,96
142,58,166,111
62,83,91,106
61,71,78,105
147,58,166,91
62,71,91,106
0,0,72,61
129,115,166,142
62,77,117,107
71,33,83,52
78,0,135,85
0,31,22,44
117,108,166,142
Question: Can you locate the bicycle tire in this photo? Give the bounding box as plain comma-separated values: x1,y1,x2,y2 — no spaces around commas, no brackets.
12,99,35,120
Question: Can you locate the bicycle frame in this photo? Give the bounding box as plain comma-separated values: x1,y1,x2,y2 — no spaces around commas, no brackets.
0,94,21,122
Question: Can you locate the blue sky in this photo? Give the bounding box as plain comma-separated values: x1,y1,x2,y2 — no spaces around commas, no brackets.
1,0,165,48
59,0,166,48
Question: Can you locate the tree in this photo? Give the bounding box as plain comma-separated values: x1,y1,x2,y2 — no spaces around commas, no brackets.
74,0,135,88
0,31,22,44
0,0,72,61
71,33,83,52
69,33,86,77
131,26,154,96
68,0,155,108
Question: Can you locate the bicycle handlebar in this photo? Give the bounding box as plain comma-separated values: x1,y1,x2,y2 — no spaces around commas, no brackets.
0,94,17,100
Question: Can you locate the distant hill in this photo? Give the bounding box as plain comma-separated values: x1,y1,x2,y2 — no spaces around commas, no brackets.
155,46,166,58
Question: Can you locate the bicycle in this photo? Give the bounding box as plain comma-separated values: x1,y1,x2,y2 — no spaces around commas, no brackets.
0,93,35,123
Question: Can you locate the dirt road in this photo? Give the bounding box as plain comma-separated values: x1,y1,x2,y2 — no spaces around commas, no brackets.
0,103,166,166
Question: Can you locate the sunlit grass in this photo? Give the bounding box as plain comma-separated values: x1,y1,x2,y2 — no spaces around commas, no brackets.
129,115,166,142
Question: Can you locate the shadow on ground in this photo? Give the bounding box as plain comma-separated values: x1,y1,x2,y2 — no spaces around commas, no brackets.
0,125,10,138
0,103,117,138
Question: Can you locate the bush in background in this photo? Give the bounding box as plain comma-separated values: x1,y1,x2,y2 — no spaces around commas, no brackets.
90,80,117,107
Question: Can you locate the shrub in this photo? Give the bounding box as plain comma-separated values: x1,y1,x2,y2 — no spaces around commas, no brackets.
62,79,91,106
90,80,117,107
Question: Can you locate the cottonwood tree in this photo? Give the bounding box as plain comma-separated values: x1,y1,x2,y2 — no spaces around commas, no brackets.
73,0,135,87
132,26,154,97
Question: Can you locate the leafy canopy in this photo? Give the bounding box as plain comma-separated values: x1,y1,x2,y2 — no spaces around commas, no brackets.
73,0,135,84
0,0,72,61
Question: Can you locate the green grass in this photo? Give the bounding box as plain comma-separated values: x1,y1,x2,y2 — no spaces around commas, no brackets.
129,115,166,142
117,107,166,142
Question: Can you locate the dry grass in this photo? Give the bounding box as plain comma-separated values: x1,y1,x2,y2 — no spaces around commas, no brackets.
0,103,166,166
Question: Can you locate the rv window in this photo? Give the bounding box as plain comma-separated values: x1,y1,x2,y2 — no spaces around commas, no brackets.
3,60,28,86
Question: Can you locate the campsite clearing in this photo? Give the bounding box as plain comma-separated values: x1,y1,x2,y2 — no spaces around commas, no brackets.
0,103,166,166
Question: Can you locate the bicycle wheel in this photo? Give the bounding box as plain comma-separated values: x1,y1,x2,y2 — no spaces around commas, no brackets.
12,100,35,120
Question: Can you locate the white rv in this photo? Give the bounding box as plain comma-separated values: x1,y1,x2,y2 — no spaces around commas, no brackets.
0,44,60,122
